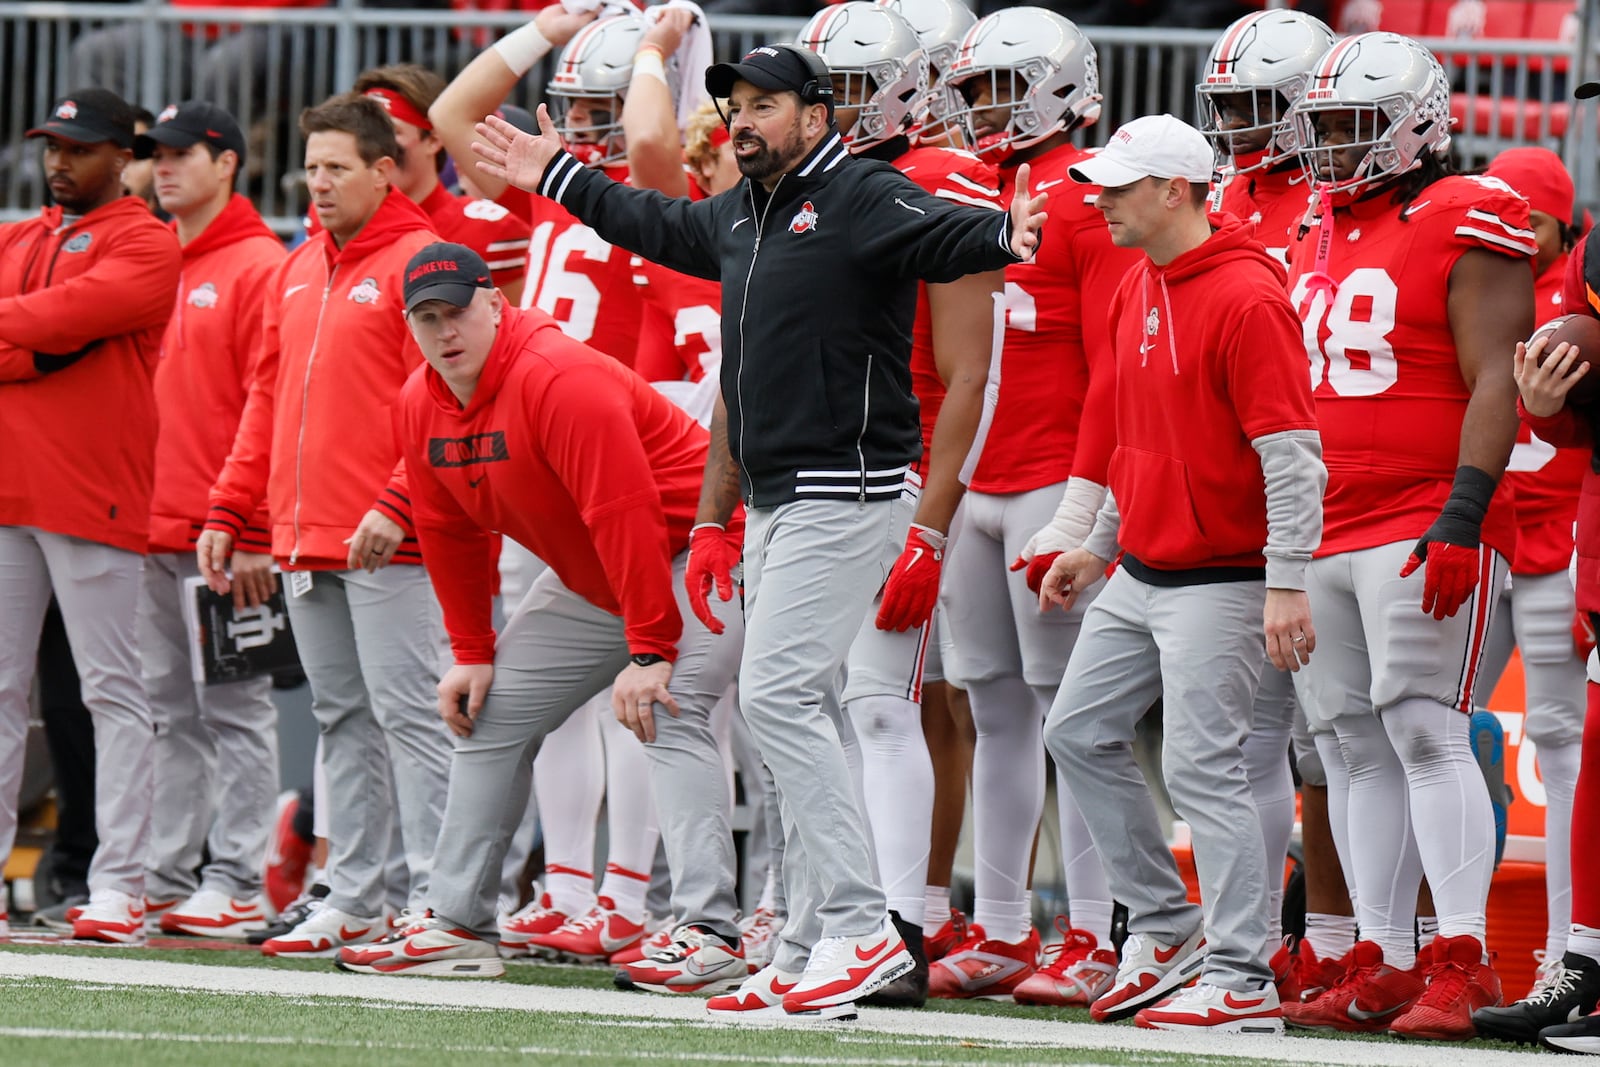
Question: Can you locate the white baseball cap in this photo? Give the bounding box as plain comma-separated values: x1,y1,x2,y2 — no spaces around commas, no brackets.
1068,114,1215,188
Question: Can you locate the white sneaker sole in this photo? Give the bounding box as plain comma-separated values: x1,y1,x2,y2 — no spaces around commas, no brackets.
1094,945,1209,1021
628,972,748,996
1139,1015,1285,1035
705,1002,787,1020
336,957,506,978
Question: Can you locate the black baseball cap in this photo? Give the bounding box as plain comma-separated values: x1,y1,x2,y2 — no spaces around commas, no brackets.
1578,82,1600,99
404,242,493,311
26,88,136,148
495,104,538,134
134,101,247,167
706,44,833,116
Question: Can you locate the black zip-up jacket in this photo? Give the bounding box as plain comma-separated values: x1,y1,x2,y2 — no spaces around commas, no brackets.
535,130,1021,507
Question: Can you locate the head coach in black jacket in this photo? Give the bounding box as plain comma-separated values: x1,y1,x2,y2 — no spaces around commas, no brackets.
472,43,1048,1016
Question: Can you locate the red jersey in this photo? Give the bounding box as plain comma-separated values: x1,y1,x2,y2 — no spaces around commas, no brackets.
1216,160,1312,268
970,143,1142,494
1106,217,1317,570
631,257,722,385
150,194,286,555
893,144,1002,471
1287,175,1536,560
397,305,714,664
418,183,530,292
1507,251,1588,574
497,164,645,366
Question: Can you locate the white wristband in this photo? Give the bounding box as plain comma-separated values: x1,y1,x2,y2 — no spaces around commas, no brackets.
632,49,669,87
492,20,554,79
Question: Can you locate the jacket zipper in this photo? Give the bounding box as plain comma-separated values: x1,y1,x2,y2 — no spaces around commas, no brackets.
291,265,338,564
736,176,783,507
857,353,872,504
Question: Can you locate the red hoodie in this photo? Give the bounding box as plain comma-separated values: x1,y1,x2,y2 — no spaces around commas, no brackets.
150,194,287,554
397,304,716,664
0,197,181,552
1106,215,1318,571
206,188,438,568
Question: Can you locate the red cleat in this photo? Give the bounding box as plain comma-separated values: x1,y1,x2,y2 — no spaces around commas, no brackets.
1282,940,1424,1033
1388,934,1502,1041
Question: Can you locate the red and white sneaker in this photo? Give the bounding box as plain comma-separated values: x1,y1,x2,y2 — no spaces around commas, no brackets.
497,892,569,958
142,897,181,933
1014,923,1118,1007
782,918,914,1014
0,909,9,937
706,964,814,1020
1135,982,1284,1034
739,907,785,971
1089,926,1208,1022
159,889,271,939
336,912,505,978
72,890,147,944
619,925,749,994
1387,933,1501,1041
261,903,383,958
1282,940,1424,1032
927,925,1041,1001
923,907,970,963
264,791,312,914
530,896,644,963
611,925,673,966
1270,936,1345,1005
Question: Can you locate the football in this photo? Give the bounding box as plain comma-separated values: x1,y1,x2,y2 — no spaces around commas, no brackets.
1530,313,1600,408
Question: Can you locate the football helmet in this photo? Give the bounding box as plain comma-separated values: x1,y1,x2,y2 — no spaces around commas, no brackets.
1288,31,1453,196
1196,9,1334,174
798,3,926,150
942,7,1101,161
546,14,646,167
876,0,978,142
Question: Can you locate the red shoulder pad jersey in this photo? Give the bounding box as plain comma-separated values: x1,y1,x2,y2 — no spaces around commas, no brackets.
1217,163,1313,268
971,143,1143,493
419,183,530,291
150,194,287,554
0,198,181,553
398,305,719,664
206,189,438,568
1286,174,1536,560
1106,216,1317,569
892,144,1002,472
1507,249,1588,574
631,257,723,385
497,163,646,366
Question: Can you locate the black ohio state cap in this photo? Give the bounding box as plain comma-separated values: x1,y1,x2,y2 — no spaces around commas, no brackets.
403,242,493,311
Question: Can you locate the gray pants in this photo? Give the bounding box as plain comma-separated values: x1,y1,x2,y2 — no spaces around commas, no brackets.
1045,568,1272,991
286,566,452,916
0,526,153,897
740,497,910,971
429,554,743,941
140,552,278,899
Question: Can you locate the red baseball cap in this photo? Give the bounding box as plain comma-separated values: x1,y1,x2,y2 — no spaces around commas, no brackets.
1485,146,1575,226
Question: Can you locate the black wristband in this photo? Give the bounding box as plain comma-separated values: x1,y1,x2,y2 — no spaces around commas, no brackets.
1426,465,1497,547
630,653,667,668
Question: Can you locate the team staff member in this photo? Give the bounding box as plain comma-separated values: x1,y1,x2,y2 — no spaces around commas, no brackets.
196,94,453,959
0,89,181,943
472,43,1043,1015
1042,114,1325,1034
137,101,286,939
339,244,748,995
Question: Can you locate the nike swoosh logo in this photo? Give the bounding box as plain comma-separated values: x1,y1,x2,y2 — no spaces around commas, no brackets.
285,283,310,298
1152,943,1181,963
768,978,797,994
403,940,457,958
339,925,371,940
1346,1001,1396,1022
1404,200,1431,216
467,474,486,488
1223,992,1269,1009
907,547,924,569
732,217,750,232
1036,178,1065,191
854,938,889,962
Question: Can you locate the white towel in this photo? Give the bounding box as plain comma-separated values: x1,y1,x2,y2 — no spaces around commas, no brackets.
561,0,644,21
645,0,714,129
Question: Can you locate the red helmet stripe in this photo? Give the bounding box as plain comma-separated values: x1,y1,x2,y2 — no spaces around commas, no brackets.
1312,35,1361,86
803,5,849,51
1212,11,1266,78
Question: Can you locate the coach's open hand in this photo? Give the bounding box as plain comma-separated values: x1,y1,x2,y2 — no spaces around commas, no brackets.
1009,162,1049,263
613,659,681,744
474,108,561,195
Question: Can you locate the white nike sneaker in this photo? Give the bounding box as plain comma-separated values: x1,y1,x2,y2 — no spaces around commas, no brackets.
337,912,505,977
1135,981,1284,1034
706,964,814,1019
783,917,913,1013
261,903,383,958
72,889,147,945
618,925,748,994
160,889,272,939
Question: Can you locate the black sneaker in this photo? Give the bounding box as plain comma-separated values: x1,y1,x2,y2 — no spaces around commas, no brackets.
29,895,88,933
1541,1012,1600,1054
862,912,928,1008
1475,952,1600,1043
248,883,329,946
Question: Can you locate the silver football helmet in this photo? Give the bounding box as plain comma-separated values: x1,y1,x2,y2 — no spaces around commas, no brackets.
798,3,927,150
942,7,1101,160
1289,31,1454,196
546,14,646,167
876,0,977,142
1196,9,1334,174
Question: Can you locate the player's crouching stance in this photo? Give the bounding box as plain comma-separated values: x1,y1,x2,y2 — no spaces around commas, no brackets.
336,243,746,991
1040,115,1326,1034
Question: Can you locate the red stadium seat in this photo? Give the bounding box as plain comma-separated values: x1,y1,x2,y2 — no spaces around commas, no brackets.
1450,90,1570,138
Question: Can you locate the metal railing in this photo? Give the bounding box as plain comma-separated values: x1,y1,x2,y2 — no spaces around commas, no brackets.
0,2,1594,230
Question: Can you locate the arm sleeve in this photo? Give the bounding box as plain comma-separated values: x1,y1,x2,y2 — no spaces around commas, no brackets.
206,269,284,534
538,150,722,280
1519,396,1596,449
0,341,44,382
1082,488,1122,562
401,408,497,664
534,359,682,659
1251,430,1327,590
0,225,179,352
374,459,416,534
850,166,1021,284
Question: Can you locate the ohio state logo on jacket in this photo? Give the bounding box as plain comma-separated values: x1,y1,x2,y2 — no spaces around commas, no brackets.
348,277,381,304
790,201,819,234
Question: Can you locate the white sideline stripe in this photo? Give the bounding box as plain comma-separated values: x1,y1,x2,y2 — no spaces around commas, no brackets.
0,952,1541,1066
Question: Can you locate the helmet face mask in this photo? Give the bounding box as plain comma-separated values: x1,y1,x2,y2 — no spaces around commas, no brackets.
1195,9,1334,176
547,15,646,168
798,3,926,150
873,0,977,144
545,92,625,167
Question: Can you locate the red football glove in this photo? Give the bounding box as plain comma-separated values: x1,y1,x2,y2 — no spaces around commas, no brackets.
876,524,947,632
686,522,740,635
1009,550,1062,595
1399,466,1495,621
1576,609,1597,660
